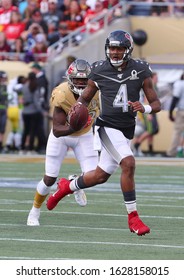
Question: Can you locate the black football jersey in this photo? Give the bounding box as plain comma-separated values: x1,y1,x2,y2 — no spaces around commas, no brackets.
89,59,152,139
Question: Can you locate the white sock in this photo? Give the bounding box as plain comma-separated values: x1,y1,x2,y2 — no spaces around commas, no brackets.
37,179,50,196
69,179,79,191
125,201,137,214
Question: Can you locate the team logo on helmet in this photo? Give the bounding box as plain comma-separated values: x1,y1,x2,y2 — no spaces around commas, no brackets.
68,65,74,75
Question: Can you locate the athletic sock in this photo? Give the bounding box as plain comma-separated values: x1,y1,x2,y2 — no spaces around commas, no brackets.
70,176,86,191
33,179,50,208
33,191,48,208
123,190,137,214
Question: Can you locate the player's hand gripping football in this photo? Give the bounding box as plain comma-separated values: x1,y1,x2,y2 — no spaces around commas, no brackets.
68,102,89,131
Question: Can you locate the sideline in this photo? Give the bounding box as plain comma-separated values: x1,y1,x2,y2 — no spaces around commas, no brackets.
0,154,77,164
0,154,184,166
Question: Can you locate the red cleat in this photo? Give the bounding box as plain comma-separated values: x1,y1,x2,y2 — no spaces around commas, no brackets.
128,211,150,236
47,178,73,210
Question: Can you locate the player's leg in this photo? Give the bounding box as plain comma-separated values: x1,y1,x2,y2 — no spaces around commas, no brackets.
46,145,112,210
47,133,99,210
27,176,56,226
73,132,99,206
94,127,150,235
46,131,114,210
27,130,67,226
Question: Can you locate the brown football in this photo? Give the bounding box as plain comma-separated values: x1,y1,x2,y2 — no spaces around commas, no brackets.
68,103,89,131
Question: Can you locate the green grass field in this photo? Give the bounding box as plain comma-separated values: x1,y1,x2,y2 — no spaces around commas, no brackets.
0,155,184,260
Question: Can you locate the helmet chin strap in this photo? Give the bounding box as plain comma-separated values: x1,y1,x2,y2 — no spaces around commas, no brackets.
110,58,124,67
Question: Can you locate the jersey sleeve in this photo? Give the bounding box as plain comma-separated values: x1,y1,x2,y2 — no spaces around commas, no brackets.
138,60,153,79
50,86,65,108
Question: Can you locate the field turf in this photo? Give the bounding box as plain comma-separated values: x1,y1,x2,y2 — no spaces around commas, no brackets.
0,155,184,260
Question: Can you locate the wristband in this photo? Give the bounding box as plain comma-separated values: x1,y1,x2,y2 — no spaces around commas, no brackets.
143,105,152,114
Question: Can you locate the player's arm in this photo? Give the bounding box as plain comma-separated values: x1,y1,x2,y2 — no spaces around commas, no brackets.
77,79,98,106
52,106,74,137
129,77,161,114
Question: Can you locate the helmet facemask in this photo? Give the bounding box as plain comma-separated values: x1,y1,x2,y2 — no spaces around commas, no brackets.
106,46,131,67
66,59,91,96
68,77,88,96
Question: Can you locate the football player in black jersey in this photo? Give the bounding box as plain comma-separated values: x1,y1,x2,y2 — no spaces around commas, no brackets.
47,30,161,236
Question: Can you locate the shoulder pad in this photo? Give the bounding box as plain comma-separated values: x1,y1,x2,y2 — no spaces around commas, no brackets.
134,59,152,70
91,60,105,69
134,59,149,66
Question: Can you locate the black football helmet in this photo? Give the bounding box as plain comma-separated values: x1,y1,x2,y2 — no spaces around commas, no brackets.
0,71,8,86
105,30,134,67
66,59,91,95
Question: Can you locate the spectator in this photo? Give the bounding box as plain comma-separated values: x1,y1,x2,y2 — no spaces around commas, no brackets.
131,112,146,156
132,72,160,156
22,0,39,23
3,10,26,52
14,74,27,131
21,71,45,153
0,70,8,152
0,0,18,25
42,0,63,36
132,112,159,156
84,0,107,33
21,22,46,62
32,33,48,62
62,0,84,31
31,62,49,111
47,20,70,51
146,72,160,155
60,0,71,16
13,36,25,61
166,72,184,157
31,62,49,153
2,75,26,153
25,8,48,35
0,31,11,60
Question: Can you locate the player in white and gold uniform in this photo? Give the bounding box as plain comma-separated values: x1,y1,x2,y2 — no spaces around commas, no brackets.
27,59,99,226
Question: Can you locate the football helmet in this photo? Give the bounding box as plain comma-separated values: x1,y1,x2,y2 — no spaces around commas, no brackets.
0,71,8,86
105,30,134,67
66,59,91,95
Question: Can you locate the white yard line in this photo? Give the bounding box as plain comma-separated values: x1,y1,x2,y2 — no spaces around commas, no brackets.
0,209,184,219
0,237,184,249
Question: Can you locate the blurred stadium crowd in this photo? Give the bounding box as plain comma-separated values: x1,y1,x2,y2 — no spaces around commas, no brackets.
0,0,184,63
